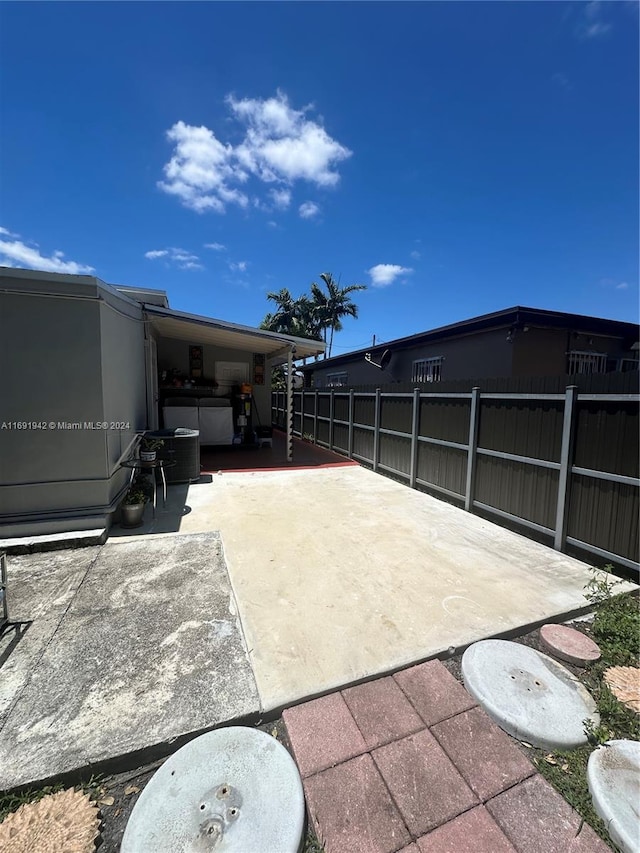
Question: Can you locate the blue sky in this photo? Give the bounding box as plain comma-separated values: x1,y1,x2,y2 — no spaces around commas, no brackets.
1,1,638,354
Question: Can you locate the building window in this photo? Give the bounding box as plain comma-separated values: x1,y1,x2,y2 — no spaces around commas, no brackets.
567,351,608,374
326,372,348,387
618,355,640,373
412,357,443,383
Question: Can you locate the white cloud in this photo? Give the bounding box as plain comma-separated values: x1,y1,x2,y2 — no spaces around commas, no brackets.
204,242,226,251
229,260,248,273
159,91,351,214
269,188,292,210
158,121,250,214
600,277,631,291
410,250,421,260
144,247,203,270
576,1,611,38
367,264,413,288
228,91,351,187
0,229,94,274
299,201,320,219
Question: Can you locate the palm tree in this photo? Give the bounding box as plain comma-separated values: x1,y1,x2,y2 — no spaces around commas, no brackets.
260,289,321,340
310,273,366,358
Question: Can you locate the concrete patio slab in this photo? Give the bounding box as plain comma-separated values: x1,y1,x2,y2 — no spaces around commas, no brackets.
0,547,101,729
156,465,627,712
0,533,259,790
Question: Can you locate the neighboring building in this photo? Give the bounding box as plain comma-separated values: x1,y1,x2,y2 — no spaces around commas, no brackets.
302,306,639,388
0,267,324,538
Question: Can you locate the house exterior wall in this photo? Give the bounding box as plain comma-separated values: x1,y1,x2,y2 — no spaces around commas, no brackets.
99,297,147,507
0,273,146,536
309,327,514,387
307,317,635,388
511,327,622,377
394,328,514,382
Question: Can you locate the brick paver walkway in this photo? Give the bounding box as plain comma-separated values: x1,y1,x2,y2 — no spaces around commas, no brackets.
283,660,610,853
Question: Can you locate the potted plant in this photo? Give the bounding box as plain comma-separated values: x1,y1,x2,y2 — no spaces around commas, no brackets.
120,485,148,528
139,436,164,462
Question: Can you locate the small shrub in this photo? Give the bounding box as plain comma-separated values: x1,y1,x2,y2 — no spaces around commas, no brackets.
123,487,147,506
591,594,639,668
583,565,624,607
532,565,640,848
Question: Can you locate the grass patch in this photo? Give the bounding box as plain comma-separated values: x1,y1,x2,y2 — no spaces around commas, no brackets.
303,834,325,853
531,568,639,850
0,775,103,824
0,783,66,823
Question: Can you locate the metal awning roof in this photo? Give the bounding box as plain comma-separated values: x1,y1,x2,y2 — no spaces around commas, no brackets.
144,305,325,364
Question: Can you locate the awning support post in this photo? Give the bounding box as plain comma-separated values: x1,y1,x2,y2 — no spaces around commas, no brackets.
286,347,294,462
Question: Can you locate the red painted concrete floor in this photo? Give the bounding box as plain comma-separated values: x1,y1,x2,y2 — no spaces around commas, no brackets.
283,660,609,853
200,430,358,474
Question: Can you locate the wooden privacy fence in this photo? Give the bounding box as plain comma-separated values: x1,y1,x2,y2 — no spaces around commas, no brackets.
272,385,639,574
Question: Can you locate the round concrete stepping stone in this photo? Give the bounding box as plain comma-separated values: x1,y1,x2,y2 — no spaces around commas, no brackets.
121,727,305,853
587,739,640,853
539,623,601,666
461,639,599,751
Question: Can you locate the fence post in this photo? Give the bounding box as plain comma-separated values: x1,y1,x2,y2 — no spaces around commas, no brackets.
314,390,319,444
373,388,381,472
409,387,421,489
348,389,355,459
300,388,305,439
329,390,335,451
464,387,481,512
554,385,577,551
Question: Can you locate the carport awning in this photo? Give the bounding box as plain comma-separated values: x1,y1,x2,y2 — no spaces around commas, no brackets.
144,305,325,363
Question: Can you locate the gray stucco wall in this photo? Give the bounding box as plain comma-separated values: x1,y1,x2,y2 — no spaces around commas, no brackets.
0,274,146,536
308,327,515,387
99,298,148,506
512,327,625,377
308,321,636,388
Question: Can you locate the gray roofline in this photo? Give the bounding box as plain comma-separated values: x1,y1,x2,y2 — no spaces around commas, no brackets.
0,265,102,288
113,284,170,308
0,265,150,306
0,266,149,316
144,303,326,353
